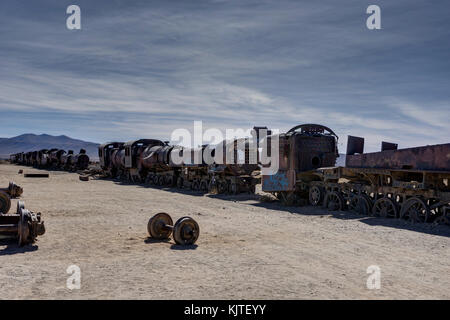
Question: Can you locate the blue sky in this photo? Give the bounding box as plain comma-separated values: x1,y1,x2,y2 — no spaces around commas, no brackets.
0,0,449,151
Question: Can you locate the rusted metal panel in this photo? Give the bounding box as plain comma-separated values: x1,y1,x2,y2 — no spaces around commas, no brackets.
346,136,364,155
346,143,450,172
262,169,295,191
381,141,398,151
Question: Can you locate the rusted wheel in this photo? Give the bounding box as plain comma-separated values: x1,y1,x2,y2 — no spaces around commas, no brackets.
372,197,398,218
207,180,217,193
400,197,430,223
192,180,200,191
324,191,345,211
147,212,173,240
434,215,450,226
349,195,372,215
18,207,30,246
0,191,11,214
176,177,183,188
17,200,25,213
200,180,208,192
173,216,200,245
217,180,228,194
309,185,324,206
8,181,23,198
229,182,239,195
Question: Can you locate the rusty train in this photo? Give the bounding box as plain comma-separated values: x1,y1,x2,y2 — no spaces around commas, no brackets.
9,123,450,225
10,148,90,171
98,129,264,194
260,124,450,225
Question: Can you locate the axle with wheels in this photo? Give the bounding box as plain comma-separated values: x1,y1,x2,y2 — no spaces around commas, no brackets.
0,201,45,246
147,212,200,245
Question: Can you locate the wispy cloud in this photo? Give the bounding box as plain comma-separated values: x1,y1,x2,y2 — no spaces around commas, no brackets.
0,0,449,152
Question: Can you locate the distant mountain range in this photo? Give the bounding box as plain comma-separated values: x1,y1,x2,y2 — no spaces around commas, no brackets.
0,134,99,160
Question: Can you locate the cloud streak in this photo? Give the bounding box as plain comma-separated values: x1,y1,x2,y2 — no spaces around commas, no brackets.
0,0,449,152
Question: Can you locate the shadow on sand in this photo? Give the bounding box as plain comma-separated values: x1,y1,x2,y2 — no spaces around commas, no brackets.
0,238,38,255
98,177,450,238
144,237,198,250
249,200,450,238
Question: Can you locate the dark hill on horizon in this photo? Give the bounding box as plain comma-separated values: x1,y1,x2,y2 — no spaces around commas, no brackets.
0,133,99,160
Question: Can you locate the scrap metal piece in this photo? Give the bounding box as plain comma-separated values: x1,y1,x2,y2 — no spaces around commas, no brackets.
381,141,398,152
346,136,365,156
24,173,49,178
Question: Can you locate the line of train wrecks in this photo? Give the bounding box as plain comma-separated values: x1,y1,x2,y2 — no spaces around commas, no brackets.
5,123,450,246
10,148,90,172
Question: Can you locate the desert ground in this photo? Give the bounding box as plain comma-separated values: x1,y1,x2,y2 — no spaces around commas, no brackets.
0,163,449,299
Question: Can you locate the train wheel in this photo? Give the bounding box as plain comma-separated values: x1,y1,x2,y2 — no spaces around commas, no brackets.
147,212,173,240
200,180,208,193
433,215,450,226
177,177,183,189
217,180,228,194
166,176,174,186
0,191,11,214
324,191,345,211
372,197,398,218
349,195,372,215
249,184,256,194
153,175,159,185
400,197,430,223
192,180,200,191
229,183,239,195
158,175,165,186
173,217,200,245
280,191,297,206
309,185,324,206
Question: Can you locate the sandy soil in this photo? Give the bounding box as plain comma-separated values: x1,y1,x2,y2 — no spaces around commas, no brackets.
0,163,449,299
